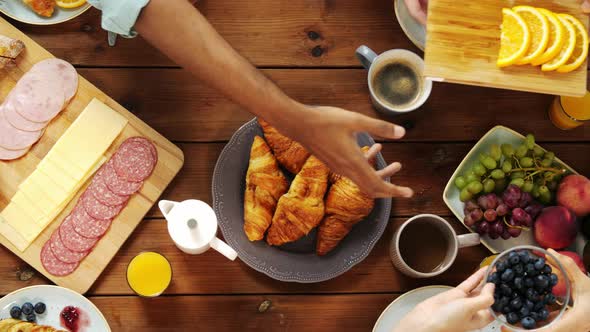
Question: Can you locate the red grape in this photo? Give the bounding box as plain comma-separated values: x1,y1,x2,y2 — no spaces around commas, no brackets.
508,227,522,237
470,209,483,222
492,221,505,235
512,208,527,223
501,229,511,240
464,214,476,227
477,222,490,235
522,212,533,227
465,200,479,211
484,209,498,222
524,203,543,219
496,204,509,217
519,192,533,207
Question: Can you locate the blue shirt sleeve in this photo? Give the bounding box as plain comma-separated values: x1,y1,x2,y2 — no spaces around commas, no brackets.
87,0,151,38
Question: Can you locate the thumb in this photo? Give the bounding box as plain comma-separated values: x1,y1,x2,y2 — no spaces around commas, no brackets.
354,114,406,139
462,283,495,311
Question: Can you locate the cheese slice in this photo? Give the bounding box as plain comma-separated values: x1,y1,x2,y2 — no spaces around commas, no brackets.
0,200,40,243
36,159,77,192
11,191,48,224
24,171,70,206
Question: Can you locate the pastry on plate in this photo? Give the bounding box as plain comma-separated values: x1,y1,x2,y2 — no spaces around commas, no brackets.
258,118,310,174
266,155,329,246
317,147,375,255
243,136,289,241
21,0,56,17
0,35,25,69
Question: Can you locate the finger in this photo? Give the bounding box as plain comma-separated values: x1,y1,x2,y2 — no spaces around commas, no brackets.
376,162,402,179
364,143,382,161
457,267,489,295
404,0,428,25
371,181,414,199
354,114,406,140
582,0,590,13
462,283,495,311
468,308,494,330
548,249,587,280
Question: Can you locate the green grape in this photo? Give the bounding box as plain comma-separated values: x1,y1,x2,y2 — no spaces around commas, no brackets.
547,180,558,191
539,185,550,195
520,157,534,168
533,146,544,157
540,158,552,167
510,178,525,188
543,171,555,181
483,179,495,193
479,153,489,164
454,176,467,189
495,178,508,193
490,144,502,161
523,181,534,193
482,157,497,170
511,171,525,179
491,169,505,179
501,144,515,157
516,145,528,158
525,134,535,149
501,160,513,173
532,184,541,198
465,172,481,184
544,151,555,162
473,163,487,176
467,181,483,194
460,187,474,202
539,190,552,205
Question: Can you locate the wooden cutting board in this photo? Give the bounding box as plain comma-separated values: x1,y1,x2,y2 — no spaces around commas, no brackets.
0,18,184,294
424,0,588,97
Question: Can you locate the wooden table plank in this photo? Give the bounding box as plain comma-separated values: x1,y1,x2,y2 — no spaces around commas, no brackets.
143,142,590,218
91,294,397,331
0,218,488,296
9,0,415,67
79,68,590,143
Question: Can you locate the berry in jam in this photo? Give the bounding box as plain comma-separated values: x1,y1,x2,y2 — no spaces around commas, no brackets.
60,306,80,332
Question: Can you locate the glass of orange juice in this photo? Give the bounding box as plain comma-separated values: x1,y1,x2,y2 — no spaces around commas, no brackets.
126,252,172,297
548,91,590,130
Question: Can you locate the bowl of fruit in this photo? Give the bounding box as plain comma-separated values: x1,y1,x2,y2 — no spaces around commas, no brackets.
443,125,587,254
486,246,570,331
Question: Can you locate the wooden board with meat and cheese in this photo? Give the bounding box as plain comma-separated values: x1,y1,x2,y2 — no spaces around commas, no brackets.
0,17,184,293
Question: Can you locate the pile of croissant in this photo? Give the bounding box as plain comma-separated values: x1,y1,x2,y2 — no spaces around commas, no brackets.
243,119,376,256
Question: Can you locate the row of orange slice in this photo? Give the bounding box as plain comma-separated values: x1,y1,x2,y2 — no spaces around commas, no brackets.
497,6,588,73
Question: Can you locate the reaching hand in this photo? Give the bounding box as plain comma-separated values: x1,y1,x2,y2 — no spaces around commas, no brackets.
404,0,428,26
393,268,496,332
273,105,413,199
582,0,590,13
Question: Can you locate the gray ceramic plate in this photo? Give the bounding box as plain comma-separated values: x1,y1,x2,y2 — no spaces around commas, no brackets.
394,0,426,51
213,118,392,283
0,0,91,25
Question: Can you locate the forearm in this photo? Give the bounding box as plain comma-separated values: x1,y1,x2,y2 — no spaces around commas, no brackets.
134,0,304,124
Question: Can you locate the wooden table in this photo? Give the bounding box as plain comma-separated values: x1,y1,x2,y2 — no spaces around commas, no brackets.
2,1,589,330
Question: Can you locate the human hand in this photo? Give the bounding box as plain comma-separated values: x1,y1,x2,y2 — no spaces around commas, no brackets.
392,268,495,332
273,105,413,198
582,0,590,13
404,0,428,26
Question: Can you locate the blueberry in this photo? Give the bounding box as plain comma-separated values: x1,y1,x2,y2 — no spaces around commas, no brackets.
544,293,556,305
539,308,550,321
550,274,559,286
21,302,33,316
533,301,545,312
502,305,512,314
9,306,21,319
514,277,524,290
524,277,534,288
525,299,535,310
519,306,531,318
509,255,520,266
488,272,499,284
534,258,546,271
526,288,538,301
508,251,519,259
522,317,536,330
514,264,525,276
34,302,46,314
499,296,510,307
511,297,523,310
497,261,508,273
530,312,540,322
25,313,35,322
519,251,531,264
492,302,502,312
525,263,537,275
501,284,513,296
542,264,552,275
507,312,519,325
502,269,515,282
535,275,549,290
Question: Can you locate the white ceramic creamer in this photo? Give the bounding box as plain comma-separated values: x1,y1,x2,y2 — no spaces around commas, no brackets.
158,199,237,260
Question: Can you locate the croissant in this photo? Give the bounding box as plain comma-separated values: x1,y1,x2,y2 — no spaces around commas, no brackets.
266,155,329,246
317,147,376,256
258,118,310,174
243,136,289,241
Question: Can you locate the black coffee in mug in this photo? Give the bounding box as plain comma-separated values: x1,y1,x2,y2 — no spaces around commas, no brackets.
371,61,422,109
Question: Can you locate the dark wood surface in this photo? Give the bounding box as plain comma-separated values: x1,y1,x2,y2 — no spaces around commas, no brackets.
1,1,589,331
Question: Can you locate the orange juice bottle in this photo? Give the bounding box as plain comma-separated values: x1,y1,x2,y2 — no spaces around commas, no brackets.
548,91,590,130
126,252,172,297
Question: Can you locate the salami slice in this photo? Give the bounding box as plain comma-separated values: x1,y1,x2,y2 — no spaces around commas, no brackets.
81,190,124,221
71,204,112,239
127,137,158,160
59,215,98,253
104,160,143,196
113,138,156,182
87,166,130,207
49,230,88,264
12,72,65,123
30,59,79,102
0,145,29,160
0,108,43,150
3,99,48,132
41,242,79,277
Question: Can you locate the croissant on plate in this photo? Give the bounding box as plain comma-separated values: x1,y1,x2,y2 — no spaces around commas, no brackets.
258,118,310,174
316,147,376,256
243,136,289,241
266,155,329,246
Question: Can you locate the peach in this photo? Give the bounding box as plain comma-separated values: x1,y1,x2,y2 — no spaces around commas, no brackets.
534,206,578,249
551,251,587,297
557,175,590,217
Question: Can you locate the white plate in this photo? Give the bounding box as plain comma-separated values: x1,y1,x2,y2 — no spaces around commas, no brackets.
0,0,91,25
0,285,110,331
373,285,502,332
394,0,425,51
443,125,586,255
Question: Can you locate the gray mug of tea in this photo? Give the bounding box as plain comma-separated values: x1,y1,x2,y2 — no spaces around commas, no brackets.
356,45,432,114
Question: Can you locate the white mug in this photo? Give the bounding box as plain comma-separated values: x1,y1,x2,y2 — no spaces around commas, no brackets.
356,45,432,114
390,214,480,278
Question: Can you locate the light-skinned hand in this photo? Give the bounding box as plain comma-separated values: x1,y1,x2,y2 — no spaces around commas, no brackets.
404,0,428,26
392,267,495,332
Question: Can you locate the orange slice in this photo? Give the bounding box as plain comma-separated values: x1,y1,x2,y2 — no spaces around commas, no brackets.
513,6,550,65
556,14,589,73
531,9,565,66
497,8,531,67
542,14,577,72
55,0,86,9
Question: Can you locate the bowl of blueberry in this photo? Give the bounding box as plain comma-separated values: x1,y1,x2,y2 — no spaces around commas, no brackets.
486,245,571,331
